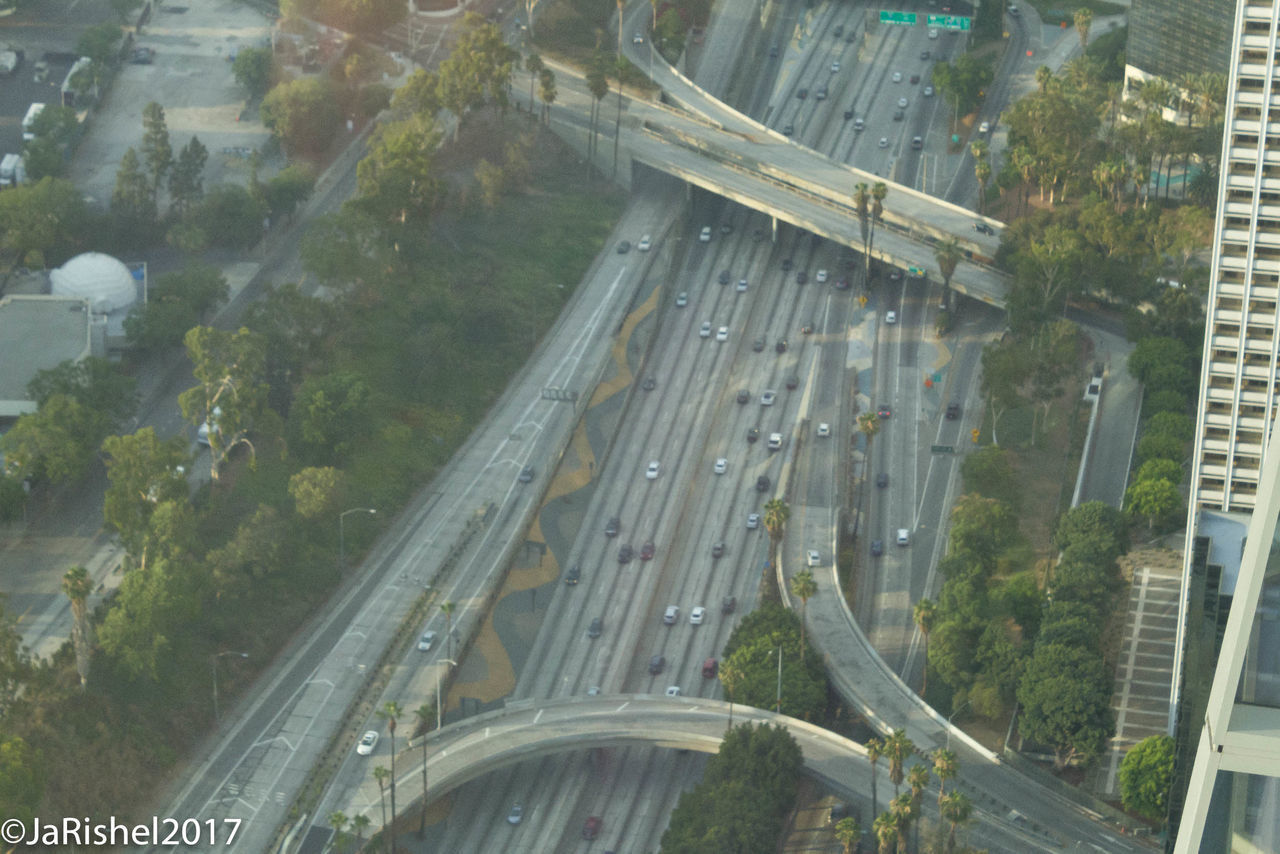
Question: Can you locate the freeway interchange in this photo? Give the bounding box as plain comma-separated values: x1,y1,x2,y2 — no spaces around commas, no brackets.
153,2,1151,853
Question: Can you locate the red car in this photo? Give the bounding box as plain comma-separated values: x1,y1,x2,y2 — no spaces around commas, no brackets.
583,816,602,839
877,406,892,418
640,541,655,560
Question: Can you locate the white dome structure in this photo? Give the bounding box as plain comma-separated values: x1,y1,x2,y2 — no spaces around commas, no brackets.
50,252,138,313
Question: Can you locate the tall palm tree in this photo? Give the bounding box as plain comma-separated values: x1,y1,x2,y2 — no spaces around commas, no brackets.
869,182,888,275
970,141,990,212
372,766,390,835
857,412,880,447
884,729,915,800
913,598,937,693
351,814,371,849
866,737,884,820
524,53,543,120
934,238,961,314
718,659,741,731
538,68,556,125
890,793,914,854
328,811,348,853
440,601,456,658
932,747,958,807
834,815,862,854
939,790,973,854
612,56,625,177
586,53,609,162
853,182,871,283
789,569,817,662
873,811,898,854
414,703,433,837
763,498,791,568
377,701,403,853
62,565,93,688
907,764,930,852
1073,8,1092,51
1035,64,1053,94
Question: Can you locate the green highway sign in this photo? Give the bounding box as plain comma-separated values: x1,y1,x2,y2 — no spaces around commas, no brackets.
931,445,955,454
927,13,971,30
908,265,926,277
880,10,918,25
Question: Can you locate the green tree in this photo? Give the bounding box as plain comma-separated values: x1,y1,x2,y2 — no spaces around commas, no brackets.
949,495,1019,565
125,264,230,351
377,701,403,854
1053,500,1128,557
789,569,817,662
76,22,123,65
928,619,979,692
0,596,30,716
0,735,44,825
873,811,898,854
1118,734,1175,822
1126,477,1182,530
935,237,962,309
261,77,341,157
866,737,883,820
1128,336,1192,385
62,565,94,687
959,445,1019,504
232,46,274,99
101,428,191,559
22,136,64,182
97,550,202,681
1017,642,1114,769
140,102,173,195
1137,432,1185,465
907,763,930,851
834,815,861,854
914,598,937,693
289,466,343,520
111,147,157,247
763,498,790,567
932,748,958,807
168,136,209,218
195,184,267,249
939,790,972,854
435,13,519,138
883,729,915,801
356,115,444,230
1074,8,1093,50
205,504,288,598
178,326,269,481
586,51,609,159
28,356,138,430
292,371,371,462
110,0,142,21
264,163,315,223
538,67,557,124
1,394,107,484
980,339,1027,443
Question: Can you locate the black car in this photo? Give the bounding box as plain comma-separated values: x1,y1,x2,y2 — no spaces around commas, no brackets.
946,402,961,419
617,240,631,254
797,88,808,99
756,475,771,492
737,389,751,404
786,376,799,390
618,544,634,564
649,654,665,674
718,269,731,285
769,44,779,58
518,465,534,483
796,270,808,284
747,426,760,443
782,123,794,136
781,257,794,271
877,472,889,488
642,376,656,391
974,222,996,235
722,595,737,614
605,516,620,537
587,616,603,638
833,24,844,37
753,337,766,352
843,108,854,120
921,49,931,60
776,339,788,353
711,542,726,558
565,564,581,585
871,540,884,557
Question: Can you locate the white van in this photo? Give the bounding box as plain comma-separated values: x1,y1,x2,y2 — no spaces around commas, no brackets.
896,528,910,546
0,154,20,188
22,103,46,141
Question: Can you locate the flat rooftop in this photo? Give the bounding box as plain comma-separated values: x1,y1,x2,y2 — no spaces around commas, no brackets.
0,295,93,417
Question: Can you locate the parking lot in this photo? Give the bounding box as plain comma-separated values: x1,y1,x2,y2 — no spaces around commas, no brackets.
0,51,79,163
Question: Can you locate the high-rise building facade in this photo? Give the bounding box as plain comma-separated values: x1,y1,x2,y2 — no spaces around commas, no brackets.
1173,0,1280,850
1127,0,1234,88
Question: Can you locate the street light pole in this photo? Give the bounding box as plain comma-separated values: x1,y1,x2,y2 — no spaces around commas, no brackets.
769,645,784,714
436,659,457,730
946,698,972,750
211,651,249,722
338,507,377,571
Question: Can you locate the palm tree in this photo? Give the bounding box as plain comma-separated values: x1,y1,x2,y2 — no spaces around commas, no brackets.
834,815,862,854
857,412,880,447
907,764,930,852
884,729,915,800
763,498,790,568
612,56,625,177
62,565,93,688
939,790,973,854
932,747,958,807
913,598,937,693
440,601,456,658
649,0,658,30
866,737,884,820
873,811,898,854
524,53,543,119
1035,64,1053,94
869,182,888,274
853,182,871,283
328,811,349,853
970,140,990,212
351,814,371,849
889,793,914,854
414,703,433,837
1073,8,1092,51
372,766,390,836
586,53,609,161
933,238,961,314
377,701,403,853
718,659,741,731
538,68,556,125
789,569,817,662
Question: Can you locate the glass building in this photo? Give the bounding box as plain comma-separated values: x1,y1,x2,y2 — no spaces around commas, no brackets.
1174,1,1280,850
1127,0,1234,85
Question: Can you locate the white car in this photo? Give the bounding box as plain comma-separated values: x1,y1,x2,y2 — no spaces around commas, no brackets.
646,460,660,479
357,730,379,755
638,234,651,251
665,685,682,697
507,803,524,825
676,292,688,307
816,269,828,283
831,60,840,72
417,630,437,651
699,226,712,242
690,606,706,625
817,422,831,437
897,96,908,108
700,321,712,338
736,278,748,292
716,326,729,342
928,28,938,38
663,605,679,624
878,137,889,148
892,71,902,82
747,513,761,529
979,120,991,134
633,33,644,44
897,528,911,545
767,432,784,450
923,85,934,97
714,458,728,475
807,550,821,567
761,390,777,405
885,310,897,324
